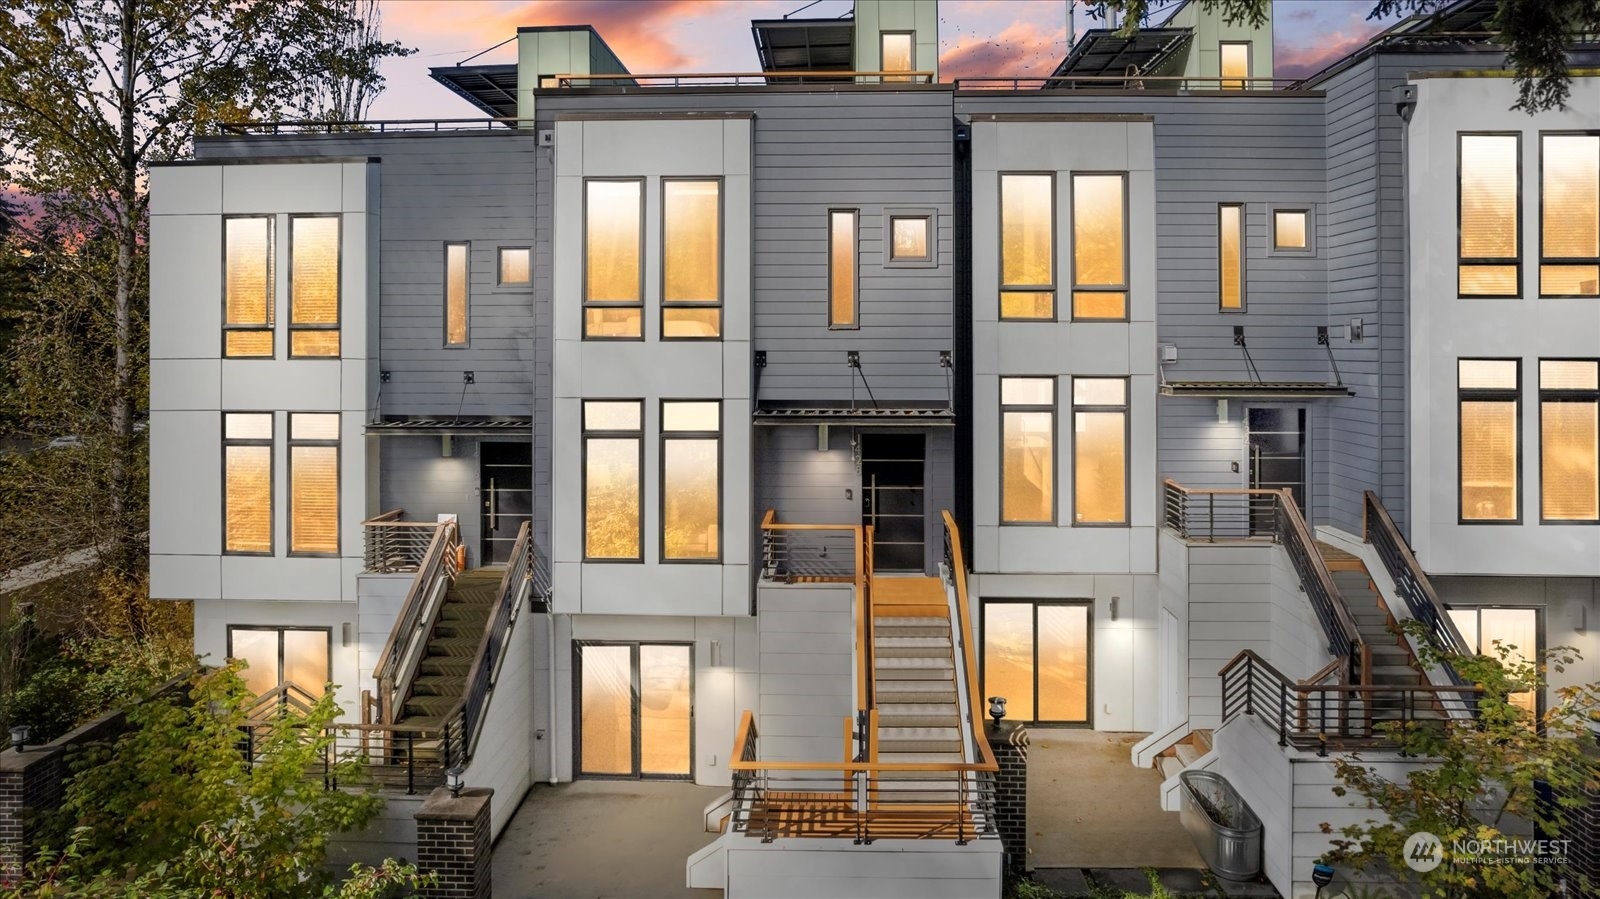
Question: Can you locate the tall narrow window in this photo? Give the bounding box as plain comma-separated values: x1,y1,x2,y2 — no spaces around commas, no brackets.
583,400,643,560
1460,133,1521,297
662,180,722,339
1001,377,1054,524
1073,174,1127,320
289,216,340,357
1541,134,1600,297
498,247,531,286
1220,42,1250,89
661,401,720,561
1459,359,1521,522
1540,359,1599,522
1219,203,1245,311
881,32,913,81
585,179,644,339
224,216,275,357
1073,378,1128,525
289,413,339,555
1000,174,1054,319
224,412,273,554
829,209,858,328
445,242,469,347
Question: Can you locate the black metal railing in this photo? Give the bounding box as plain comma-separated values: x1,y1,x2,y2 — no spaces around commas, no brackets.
371,518,461,724
760,512,861,582
1364,491,1472,685
236,714,465,794
460,522,532,756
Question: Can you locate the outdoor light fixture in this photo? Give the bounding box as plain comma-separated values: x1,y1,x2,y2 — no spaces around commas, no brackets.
709,639,723,668
1110,596,1120,621
9,725,30,753
817,423,829,453
341,622,352,648
446,765,465,798
1216,398,1229,424
1311,863,1336,898
987,696,1007,727
441,434,453,457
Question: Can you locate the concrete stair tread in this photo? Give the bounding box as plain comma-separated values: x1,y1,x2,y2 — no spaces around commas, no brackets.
880,726,960,740
877,702,959,718
875,751,963,764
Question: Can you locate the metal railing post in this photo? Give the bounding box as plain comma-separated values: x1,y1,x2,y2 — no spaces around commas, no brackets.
406,730,416,795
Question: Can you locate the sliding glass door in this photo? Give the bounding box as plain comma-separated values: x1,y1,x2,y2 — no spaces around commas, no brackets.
576,643,693,778
982,601,1091,725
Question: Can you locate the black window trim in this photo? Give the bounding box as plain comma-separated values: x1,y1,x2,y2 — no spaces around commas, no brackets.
221,214,276,359
287,213,342,359
1070,171,1130,323
999,375,1058,527
1537,131,1600,299
582,176,647,342
581,398,646,563
286,411,341,558
1457,357,1523,525
1458,132,1523,299
998,171,1057,322
1537,357,1600,524
222,411,275,557
658,399,723,563
659,176,725,342
1070,375,1132,527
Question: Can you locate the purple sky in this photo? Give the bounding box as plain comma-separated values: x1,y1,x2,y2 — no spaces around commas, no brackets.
370,0,1408,119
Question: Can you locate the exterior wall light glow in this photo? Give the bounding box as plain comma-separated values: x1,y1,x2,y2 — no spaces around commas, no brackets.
446,765,465,797
10,725,30,752
1216,398,1229,424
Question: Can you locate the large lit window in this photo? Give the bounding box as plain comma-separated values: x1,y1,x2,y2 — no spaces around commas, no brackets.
662,179,721,339
1540,359,1599,522
1460,133,1521,297
583,400,643,560
585,179,644,339
1220,42,1250,89
289,215,340,357
1541,134,1600,297
1072,174,1127,320
661,401,720,561
445,242,469,347
1001,377,1054,524
1459,359,1520,522
224,412,273,554
1219,203,1245,311
223,216,274,357
881,32,913,81
228,626,330,697
1073,378,1128,524
1447,607,1540,715
829,209,858,328
1000,173,1054,320
289,413,339,555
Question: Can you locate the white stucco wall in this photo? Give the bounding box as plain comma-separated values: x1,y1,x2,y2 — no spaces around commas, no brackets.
1407,75,1600,577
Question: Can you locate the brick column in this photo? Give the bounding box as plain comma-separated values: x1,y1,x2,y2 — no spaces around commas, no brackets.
0,737,92,881
988,720,1028,875
415,787,493,899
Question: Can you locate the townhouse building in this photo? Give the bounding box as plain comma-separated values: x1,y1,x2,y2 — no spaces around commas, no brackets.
146,1,1600,895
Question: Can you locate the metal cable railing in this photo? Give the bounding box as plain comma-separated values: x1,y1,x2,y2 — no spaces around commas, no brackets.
460,522,532,757
1363,491,1472,685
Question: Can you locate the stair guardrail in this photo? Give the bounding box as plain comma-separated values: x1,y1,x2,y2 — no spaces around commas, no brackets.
941,511,1000,779
362,509,447,573
458,521,533,758
760,511,874,715
1363,491,1472,685
371,518,461,724
237,717,462,795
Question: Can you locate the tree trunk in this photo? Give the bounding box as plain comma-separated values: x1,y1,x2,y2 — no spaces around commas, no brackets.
113,0,145,636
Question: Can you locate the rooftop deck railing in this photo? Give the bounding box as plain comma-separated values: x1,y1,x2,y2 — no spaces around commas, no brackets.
551,70,935,88
954,74,1309,92
217,117,534,135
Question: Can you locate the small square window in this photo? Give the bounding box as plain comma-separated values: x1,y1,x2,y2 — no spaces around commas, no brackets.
1271,208,1313,254
498,247,531,286
884,209,937,269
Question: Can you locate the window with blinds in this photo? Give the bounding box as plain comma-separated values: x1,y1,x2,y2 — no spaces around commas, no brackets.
1541,134,1600,297
289,216,340,357
1459,134,1520,297
1073,377,1128,525
1000,173,1054,320
661,401,720,561
1072,173,1128,320
289,413,339,555
223,216,274,357
1459,359,1520,522
1540,359,1599,522
1001,377,1054,524
662,180,722,339
224,413,273,554
585,179,644,339
584,400,643,560
445,242,469,347
1219,204,1245,310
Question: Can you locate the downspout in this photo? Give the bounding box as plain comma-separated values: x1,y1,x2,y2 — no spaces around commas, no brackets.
548,613,559,784
1393,82,1418,532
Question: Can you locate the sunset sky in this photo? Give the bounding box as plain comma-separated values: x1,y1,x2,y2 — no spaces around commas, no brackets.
370,0,1408,119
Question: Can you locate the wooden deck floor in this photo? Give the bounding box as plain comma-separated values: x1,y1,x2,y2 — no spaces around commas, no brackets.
870,575,948,618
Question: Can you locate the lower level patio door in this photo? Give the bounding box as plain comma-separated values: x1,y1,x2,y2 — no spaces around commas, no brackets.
575,642,693,779
981,601,1092,726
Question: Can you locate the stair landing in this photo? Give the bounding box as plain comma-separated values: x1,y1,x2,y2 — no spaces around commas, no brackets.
871,576,948,618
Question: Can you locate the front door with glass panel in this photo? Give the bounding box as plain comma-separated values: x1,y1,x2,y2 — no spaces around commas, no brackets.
982,602,1091,726
1248,407,1307,532
576,643,693,779
861,433,926,571
227,626,331,697
480,442,533,566
1447,607,1541,715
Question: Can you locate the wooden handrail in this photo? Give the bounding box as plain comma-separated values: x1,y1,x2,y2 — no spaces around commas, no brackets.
361,508,406,525
553,70,936,85
855,523,870,711
1363,490,1472,656
1276,488,1364,651
1219,650,1481,695
1162,478,1282,497
943,510,999,772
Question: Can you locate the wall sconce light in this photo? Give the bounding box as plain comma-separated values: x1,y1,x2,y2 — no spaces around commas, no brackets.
1111,596,1120,621
709,639,723,668
987,696,1007,726
1216,398,1229,424
446,765,465,798
817,423,829,453
441,434,453,457
341,622,352,648
10,725,30,753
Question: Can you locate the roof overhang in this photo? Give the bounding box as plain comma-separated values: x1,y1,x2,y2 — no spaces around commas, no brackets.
1159,381,1355,398
430,64,519,118
751,17,856,78
365,416,532,437
753,405,954,426
1047,28,1193,85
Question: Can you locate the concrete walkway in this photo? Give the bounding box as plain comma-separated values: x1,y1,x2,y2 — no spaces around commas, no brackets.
1027,730,1205,870
492,779,725,899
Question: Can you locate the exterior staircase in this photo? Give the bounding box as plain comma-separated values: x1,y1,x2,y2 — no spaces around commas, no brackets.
871,576,963,798
1317,542,1421,689
395,568,502,726
1156,728,1213,781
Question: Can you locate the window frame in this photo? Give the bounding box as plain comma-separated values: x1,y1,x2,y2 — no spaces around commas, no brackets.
1538,131,1600,298
1219,41,1251,89
979,598,1095,727
287,213,342,359
582,399,645,562
1538,358,1600,524
1458,132,1523,299
879,30,915,81
827,208,860,330
999,376,1057,526
1269,206,1314,255
659,177,724,342
1457,357,1523,525
1071,172,1130,322
497,246,532,287
1071,376,1131,527
226,625,334,696
444,241,471,348
222,411,274,557
1218,202,1246,312
885,209,936,268
287,412,340,557
221,214,276,359
658,399,723,564
582,177,647,342
998,172,1057,321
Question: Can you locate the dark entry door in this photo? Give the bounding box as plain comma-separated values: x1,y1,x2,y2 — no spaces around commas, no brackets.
1248,407,1307,532
861,434,925,571
481,442,532,565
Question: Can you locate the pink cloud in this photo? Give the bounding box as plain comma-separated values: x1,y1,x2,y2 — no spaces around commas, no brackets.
939,20,1064,83
1275,30,1377,79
